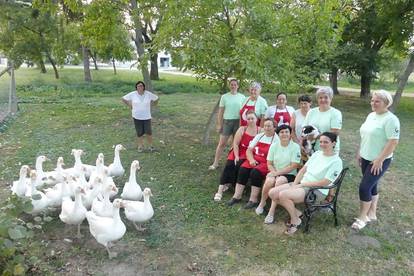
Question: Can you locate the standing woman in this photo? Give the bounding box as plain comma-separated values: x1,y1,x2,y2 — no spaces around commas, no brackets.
352,90,400,230
302,87,342,153
239,82,268,127
264,92,295,127
227,119,279,208
122,81,159,152
290,95,312,144
213,110,259,201
209,79,246,170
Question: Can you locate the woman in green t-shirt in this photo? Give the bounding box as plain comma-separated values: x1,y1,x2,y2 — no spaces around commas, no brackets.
302,86,342,154
266,132,343,234
352,90,400,230
209,79,246,170
255,124,301,216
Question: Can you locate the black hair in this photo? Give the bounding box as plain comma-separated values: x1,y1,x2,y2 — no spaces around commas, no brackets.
298,94,312,103
276,124,292,134
229,79,239,85
276,92,287,99
263,118,276,128
135,81,145,90
320,132,337,143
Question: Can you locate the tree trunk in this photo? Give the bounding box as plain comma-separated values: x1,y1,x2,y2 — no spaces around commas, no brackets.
82,45,92,82
360,69,371,98
38,58,47,73
150,53,159,80
202,99,220,145
390,52,414,112
130,0,153,91
329,67,339,95
90,51,98,70
46,53,59,79
112,58,117,75
202,77,228,145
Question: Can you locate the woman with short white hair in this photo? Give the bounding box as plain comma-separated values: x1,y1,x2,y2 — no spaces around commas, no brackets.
352,90,400,230
239,82,268,127
302,86,342,154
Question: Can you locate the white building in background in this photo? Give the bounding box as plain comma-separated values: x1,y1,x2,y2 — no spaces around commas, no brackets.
0,56,8,66
114,51,174,70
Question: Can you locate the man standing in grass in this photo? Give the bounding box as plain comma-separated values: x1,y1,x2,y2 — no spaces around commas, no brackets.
122,81,159,152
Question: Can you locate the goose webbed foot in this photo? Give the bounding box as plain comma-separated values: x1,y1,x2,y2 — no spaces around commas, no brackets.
106,246,117,259
133,222,146,232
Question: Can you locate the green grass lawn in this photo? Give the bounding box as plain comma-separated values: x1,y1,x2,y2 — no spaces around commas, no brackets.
0,68,413,275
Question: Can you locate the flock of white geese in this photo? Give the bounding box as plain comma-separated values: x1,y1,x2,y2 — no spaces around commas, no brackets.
10,144,154,258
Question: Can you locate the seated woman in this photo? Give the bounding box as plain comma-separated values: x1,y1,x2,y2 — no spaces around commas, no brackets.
255,124,301,215
266,132,343,234
227,119,279,208
214,110,259,201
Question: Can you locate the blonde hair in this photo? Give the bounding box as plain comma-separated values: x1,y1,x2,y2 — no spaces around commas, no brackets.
316,86,334,99
372,90,393,108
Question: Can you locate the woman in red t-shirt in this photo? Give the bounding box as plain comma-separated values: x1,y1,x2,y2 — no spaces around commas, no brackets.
214,110,259,201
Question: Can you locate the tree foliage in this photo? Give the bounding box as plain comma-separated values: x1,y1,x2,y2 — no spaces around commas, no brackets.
158,0,347,92
333,0,414,97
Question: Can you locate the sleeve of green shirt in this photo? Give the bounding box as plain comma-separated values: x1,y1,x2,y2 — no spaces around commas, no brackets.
330,109,343,129
267,143,277,161
256,97,268,116
324,159,343,183
219,94,225,107
385,116,400,139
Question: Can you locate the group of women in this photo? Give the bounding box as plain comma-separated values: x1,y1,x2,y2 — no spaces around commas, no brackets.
211,80,400,235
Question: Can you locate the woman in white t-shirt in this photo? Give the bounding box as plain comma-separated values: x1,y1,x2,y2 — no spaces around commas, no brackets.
290,95,312,144
264,92,295,127
122,81,159,152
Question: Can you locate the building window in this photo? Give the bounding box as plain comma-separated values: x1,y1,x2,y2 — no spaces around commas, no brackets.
160,57,170,68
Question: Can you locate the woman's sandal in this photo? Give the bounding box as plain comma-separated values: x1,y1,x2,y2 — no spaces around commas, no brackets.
285,214,304,226
284,218,302,235
264,214,274,224
351,218,367,230
213,193,222,202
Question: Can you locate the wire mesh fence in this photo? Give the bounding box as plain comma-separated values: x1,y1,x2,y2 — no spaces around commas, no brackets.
0,65,17,123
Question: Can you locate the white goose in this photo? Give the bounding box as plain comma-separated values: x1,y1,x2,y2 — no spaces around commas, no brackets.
27,170,50,214
65,149,94,178
34,155,50,187
91,183,118,217
44,177,71,207
82,177,102,209
59,186,87,238
123,188,154,231
86,198,126,259
88,153,106,185
108,144,126,177
11,165,30,197
45,157,66,185
121,160,142,201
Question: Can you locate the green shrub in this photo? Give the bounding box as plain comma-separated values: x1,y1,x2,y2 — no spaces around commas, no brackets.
0,195,40,275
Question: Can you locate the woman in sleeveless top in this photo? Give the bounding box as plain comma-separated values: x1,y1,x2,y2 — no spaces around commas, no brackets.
214,110,259,201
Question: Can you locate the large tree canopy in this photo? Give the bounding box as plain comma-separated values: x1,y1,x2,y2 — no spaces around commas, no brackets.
158,0,347,92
